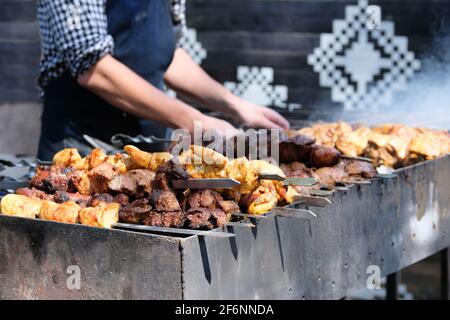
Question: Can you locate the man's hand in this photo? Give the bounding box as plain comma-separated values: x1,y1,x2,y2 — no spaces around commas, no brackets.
230,98,290,130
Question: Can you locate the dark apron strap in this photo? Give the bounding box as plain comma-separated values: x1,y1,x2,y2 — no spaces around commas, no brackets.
38,0,176,160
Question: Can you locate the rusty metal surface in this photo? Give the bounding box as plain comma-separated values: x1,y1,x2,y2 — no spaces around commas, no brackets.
0,155,449,299
0,216,183,300
181,154,450,299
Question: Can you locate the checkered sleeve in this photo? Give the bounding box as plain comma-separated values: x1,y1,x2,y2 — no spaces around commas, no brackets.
44,0,114,78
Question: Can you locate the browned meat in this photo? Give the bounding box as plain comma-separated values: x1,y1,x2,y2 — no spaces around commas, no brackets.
153,160,189,191
150,190,182,212
313,165,349,187
53,191,91,206
16,187,54,200
114,193,130,206
119,198,152,224
108,169,154,197
309,145,341,168
31,165,75,193
218,200,240,215
87,193,115,207
88,163,118,193
343,159,377,178
185,189,239,215
184,208,227,230
279,134,315,163
142,211,184,228
279,134,341,168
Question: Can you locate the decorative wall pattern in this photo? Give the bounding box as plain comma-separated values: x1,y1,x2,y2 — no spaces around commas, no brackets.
224,66,299,110
307,0,421,111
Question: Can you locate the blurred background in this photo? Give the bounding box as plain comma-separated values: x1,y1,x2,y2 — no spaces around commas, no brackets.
0,0,449,299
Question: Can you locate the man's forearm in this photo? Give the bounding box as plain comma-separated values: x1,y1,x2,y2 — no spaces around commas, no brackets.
77,54,204,130
164,48,241,118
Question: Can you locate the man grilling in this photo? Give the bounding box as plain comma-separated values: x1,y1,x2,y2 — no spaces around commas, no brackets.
36,0,289,160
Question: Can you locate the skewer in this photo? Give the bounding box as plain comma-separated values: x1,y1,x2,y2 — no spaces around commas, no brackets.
283,177,318,187
172,178,240,189
112,223,235,238
341,155,373,163
258,173,285,181
231,212,269,219
291,195,332,207
334,186,350,191
271,207,317,220
308,189,334,197
338,180,372,185
225,221,256,228
375,173,397,179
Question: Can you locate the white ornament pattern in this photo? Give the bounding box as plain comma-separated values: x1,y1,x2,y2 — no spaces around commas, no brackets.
307,0,421,111
178,28,207,65
225,66,300,111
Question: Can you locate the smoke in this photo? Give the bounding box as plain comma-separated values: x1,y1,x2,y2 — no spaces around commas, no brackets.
309,11,450,130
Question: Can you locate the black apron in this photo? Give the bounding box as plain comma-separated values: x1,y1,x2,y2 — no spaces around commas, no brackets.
37,0,176,160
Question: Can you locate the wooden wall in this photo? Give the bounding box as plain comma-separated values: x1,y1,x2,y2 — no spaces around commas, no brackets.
185,0,450,121
0,0,449,120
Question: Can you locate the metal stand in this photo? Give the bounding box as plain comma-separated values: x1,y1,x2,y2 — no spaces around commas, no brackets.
440,247,450,300
386,272,400,300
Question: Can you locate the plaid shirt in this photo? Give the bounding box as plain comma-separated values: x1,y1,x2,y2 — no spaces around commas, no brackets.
37,0,186,90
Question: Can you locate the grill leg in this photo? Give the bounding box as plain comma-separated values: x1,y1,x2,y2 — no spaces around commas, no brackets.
386,272,400,300
441,248,450,300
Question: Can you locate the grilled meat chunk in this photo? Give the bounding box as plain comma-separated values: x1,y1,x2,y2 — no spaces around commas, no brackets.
16,187,54,200
310,145,341,168
343,159,377,179
108,169,154,197
53,191,91,206
114,193,130,206
185,189,239,215
279,134,341,168
184,208,227,230
150,189,182,212
88,162,118,193
31,165,75,193
119,198,152,224
87,193,115,207
142,211,184,228
153,160,189,191
279,134,315,163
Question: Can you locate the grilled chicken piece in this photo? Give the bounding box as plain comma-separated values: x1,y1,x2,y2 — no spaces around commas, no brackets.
297,122,353,147
124,145,173,170
39,200,80,224
16,187,54,200
78,203,120,228
336,127,370,157
119,198,152,224
0,194,43,218
108,169,155,197
53,148,88,170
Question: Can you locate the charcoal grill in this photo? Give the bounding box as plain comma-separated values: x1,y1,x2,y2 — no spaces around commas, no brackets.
0,154,449,299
